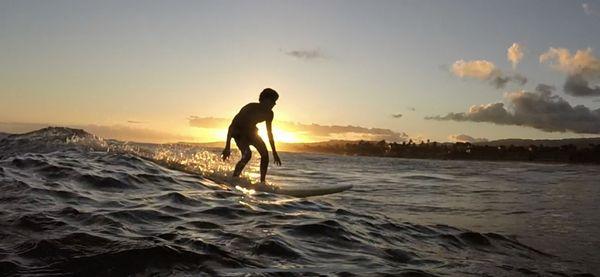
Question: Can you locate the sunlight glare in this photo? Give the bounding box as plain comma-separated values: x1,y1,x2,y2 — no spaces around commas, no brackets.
257,125,303,143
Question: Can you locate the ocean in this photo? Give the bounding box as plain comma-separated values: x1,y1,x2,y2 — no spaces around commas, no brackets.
0,127,597,276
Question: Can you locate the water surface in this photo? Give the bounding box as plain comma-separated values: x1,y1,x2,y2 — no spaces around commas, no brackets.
0,128,597,276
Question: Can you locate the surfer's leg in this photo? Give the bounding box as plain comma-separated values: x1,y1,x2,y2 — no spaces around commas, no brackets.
233,137,251,178
251,137,269,183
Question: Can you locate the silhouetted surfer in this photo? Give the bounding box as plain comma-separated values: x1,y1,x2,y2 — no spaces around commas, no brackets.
222,88,282,183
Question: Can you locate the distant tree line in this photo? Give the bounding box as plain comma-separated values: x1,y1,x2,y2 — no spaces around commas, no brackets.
295,139,600,164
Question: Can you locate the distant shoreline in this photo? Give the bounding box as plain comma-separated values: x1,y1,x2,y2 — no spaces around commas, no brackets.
277,140,600,165
2,127,600,165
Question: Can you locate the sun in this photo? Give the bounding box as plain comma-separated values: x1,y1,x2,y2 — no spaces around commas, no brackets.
257,125,303,143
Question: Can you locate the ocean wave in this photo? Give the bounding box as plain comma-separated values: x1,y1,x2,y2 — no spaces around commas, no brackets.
0,127,595,276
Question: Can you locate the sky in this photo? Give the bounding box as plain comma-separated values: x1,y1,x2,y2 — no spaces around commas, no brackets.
1,0,600,143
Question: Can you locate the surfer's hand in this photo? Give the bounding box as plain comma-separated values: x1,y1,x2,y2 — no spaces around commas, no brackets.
221,148,230,161
273,153,282,166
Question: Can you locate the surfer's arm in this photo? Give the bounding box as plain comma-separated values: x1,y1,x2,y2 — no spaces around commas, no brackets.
222,125,232,160
266,119,281,166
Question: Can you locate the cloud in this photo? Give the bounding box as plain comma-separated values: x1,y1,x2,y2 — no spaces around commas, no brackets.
540,47,600,96
425,84,600,134
583,3,600,16
407,107,416,111
451,59,527,89
0,122,190,143
127,120,145,124
507,43,524,69
490,73,527,89
564,74,600,96
448,134,488,143
452,59,497,79
392,114,403,118
285,49,325,60
540,47,600,74
188,116,408,142
282,122,408,142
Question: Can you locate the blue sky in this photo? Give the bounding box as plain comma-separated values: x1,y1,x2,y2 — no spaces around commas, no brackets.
1,0,600,142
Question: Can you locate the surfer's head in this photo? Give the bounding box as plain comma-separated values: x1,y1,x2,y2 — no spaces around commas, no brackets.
259,88,278,108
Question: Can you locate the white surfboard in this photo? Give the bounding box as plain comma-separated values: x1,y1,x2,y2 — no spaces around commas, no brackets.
237,182,353,197
143,157,352,197
207,176,352,197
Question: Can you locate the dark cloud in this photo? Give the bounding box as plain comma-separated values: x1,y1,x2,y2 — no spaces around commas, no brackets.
535,83,556,94
490,73,528,89
449,134,488,143
285,49,325,60
407,107,416,111
392,114,403,118
425,84,600,134
188,116,408,142
564,74,600,97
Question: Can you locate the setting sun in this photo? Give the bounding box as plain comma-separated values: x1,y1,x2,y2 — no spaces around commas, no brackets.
186,124,308,144
257,125,304,143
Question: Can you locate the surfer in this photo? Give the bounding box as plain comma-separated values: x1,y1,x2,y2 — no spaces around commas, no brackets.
221,88,282,183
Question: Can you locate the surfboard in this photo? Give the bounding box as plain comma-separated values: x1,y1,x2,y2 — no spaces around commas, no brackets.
237,182,353,197
142,157,352,197
207,176,352,197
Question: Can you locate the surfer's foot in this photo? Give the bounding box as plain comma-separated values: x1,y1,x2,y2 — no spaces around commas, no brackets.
253,181,278,192
253,181,266,187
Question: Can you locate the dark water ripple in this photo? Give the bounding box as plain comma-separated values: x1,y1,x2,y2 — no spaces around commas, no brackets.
0,128,596,276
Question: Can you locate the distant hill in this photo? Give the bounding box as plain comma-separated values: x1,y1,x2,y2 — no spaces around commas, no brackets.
476,138,600,148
